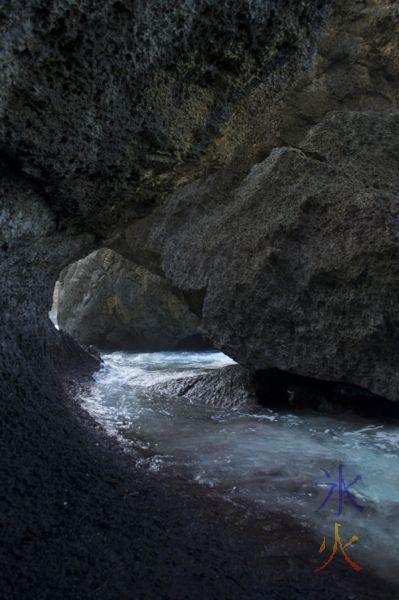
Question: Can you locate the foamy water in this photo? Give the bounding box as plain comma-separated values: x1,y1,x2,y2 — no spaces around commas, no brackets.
82,351,399,583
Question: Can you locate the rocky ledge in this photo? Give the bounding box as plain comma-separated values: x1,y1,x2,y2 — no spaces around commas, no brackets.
146,364,256,409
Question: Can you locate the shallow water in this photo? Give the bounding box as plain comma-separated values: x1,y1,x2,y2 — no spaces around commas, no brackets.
82,351,399,583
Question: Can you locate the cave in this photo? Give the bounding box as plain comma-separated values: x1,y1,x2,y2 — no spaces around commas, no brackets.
50,248,213,352
1,1,399,599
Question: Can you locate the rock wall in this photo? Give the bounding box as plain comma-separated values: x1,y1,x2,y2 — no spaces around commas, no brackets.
0,0,328,235
147,0,399,401
0,0,331,376
150,110,399,400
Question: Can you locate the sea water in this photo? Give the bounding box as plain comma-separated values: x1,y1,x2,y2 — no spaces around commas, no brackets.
81,351,399,583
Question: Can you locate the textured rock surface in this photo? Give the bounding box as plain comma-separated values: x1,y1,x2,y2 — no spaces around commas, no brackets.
147,365,256,409
0,0,328,236
1,3,338,597
2,0,399,598
151,110,399,400
148,363,399,418
57,248,202,350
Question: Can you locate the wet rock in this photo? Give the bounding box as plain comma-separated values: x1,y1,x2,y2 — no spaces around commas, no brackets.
147,365,256,409
57,248,202,351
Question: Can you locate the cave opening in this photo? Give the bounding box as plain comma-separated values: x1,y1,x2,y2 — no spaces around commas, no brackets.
46,246,399,595
62,314,399,597
49,247,214,353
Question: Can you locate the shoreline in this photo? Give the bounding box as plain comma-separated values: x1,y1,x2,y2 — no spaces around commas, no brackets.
22,370,397,599
2,336,397,599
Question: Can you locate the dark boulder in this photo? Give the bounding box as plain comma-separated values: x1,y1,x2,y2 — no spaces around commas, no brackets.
146,364,256,410
150,110,399,402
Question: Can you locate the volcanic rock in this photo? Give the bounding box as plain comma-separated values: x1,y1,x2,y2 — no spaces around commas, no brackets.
150,110,399,401
147,364,256,409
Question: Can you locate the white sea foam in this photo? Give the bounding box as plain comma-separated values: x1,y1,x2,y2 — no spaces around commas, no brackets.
81,350,399,584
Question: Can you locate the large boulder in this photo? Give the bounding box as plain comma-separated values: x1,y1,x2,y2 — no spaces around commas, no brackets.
150,110,399,401
57,248,203,350
146,365,256,409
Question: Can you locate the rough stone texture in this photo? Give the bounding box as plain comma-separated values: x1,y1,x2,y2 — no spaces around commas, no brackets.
2,0,399,598
57,248,202,350
0,0,328,236
151,110,399,401
203,0,399,174
148,363,399,418
147,365,256,409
